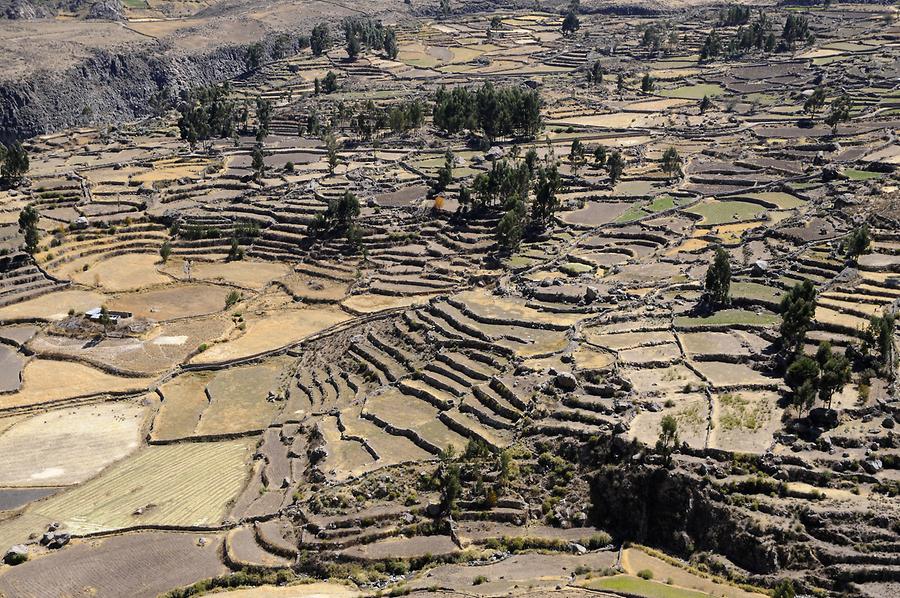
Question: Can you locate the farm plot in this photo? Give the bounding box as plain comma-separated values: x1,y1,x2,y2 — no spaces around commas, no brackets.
710,391,781,454
69,253,170,291
29,439,255,534
0,345,24,392
621,364,704,396
691,361,778,390
195,358,290,436
684,200,767,226
0,289,107,322
560,201,635,226
408,551,617,595
0,531,227,598
630,393,709,449
152,372,214,441
1,359,152,410
191,306,350,364
108,283,232,321
161,259,291,290
619,547,768,598
679,332,752,357
0,401,144,486
29,314,232,375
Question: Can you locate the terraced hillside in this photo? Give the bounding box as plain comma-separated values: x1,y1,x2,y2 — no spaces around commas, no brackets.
0,2,898,598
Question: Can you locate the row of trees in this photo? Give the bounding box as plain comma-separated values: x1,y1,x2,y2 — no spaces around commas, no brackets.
701,239,890,417
308,190,362,248
802,86,853,134
454,151,564,251
699,12,813,61
176,85,237,144
433,83,543,145
310,19,399,61
299,99,425,140
567,139,626,183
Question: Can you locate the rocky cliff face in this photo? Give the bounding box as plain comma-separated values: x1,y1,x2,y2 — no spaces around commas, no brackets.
0,36,297,143
590,464,785,574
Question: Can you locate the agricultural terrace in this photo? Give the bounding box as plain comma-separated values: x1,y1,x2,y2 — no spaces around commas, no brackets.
0,1,898,598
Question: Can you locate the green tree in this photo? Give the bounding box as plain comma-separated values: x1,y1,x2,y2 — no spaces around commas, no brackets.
782,14,810,47
780,280,817,357
227,237,244,261
616,73,626,92
844,224,871,262
383,27,398,60
656,414,679,465
772,580,796,598
310,190,360,238
562,10,580,36
786,355,820,416
17,205,39,255
440,0,450,17
245,43,264,72
496,196,527,252
159,240,171,263
803,86,826,116
322,71,339,93
661,146,682,178
439,461,461,513
862,314,896,376
606,151,625,185
98,305,112,329
641,73,655,93
587,60,604,85
434,150,454,193
325,134,339,174
593,145,607,167
176,85,236,144
699,95,713,114
700,29,722,61
311,23,330,56
1,142,28,186
569,139,586,174
346,32,361,60
704,246,731,308
251,145,265,180
255,97,272,141
531,162,562,230
816,341,851,410
825,94,852,135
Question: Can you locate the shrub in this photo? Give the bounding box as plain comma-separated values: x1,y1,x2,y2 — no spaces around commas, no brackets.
637,569,654,580
472,575,489,586
225,290,241,307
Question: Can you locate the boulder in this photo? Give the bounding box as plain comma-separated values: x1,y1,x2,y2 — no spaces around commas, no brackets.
555,372,577,392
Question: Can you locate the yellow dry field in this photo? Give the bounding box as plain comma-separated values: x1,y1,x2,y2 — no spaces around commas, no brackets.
108,283,231,321
130,157,211,184
621,547,768,598
195,358,289,436
0,289,107,321
151,372,213,442
29,439,255,534
0,359,152,410
456,289,588,328
550,112,652,128
69,253,170,291
162,258,290,290
342,293,436,314
815,306,870,332
219,583,361,597
0,401,145,486
191,307,350,364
